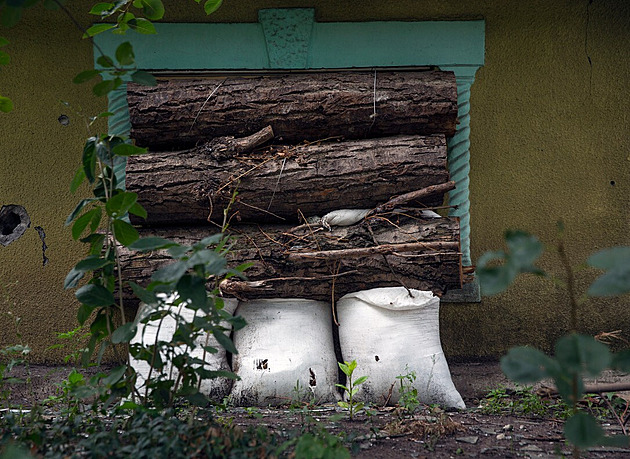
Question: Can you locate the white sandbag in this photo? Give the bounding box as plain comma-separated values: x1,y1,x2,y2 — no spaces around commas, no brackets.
130,295,238,401
231,299,339,406
337,287,465,409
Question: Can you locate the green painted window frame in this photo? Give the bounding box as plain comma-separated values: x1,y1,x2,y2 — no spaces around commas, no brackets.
95,8,484,302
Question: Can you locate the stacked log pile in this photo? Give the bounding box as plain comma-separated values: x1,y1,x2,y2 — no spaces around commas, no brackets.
122,70,464,304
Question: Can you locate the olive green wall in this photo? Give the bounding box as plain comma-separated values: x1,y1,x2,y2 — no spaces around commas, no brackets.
1,0,628,362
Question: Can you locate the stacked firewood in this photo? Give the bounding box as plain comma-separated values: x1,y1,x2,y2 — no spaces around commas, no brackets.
121,70,464,305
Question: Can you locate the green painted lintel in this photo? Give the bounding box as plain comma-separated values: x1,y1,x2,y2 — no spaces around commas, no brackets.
94,23,269,70
94,19,484,71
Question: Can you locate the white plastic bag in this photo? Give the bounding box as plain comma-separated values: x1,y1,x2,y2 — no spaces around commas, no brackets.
337,287,465,409
130,295,239,401
230,298,339,406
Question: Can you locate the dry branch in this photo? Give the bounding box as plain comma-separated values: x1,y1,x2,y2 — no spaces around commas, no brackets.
119,215,462,303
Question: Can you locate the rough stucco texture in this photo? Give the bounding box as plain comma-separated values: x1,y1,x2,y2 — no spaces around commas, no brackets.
1,0,628,363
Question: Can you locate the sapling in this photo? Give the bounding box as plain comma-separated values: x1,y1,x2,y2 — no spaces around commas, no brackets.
336,360,368,420
477,225,630,456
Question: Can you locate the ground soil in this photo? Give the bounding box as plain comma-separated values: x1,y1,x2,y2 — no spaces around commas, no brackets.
5,361,630,458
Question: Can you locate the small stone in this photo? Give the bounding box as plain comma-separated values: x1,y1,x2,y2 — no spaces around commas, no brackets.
496,433,510,440
479,427,496,435
456,436,479,445
502,424,513,431
521,445,543,452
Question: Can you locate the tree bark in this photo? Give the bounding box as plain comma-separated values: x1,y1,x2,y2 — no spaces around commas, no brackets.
126,134,450,226
118,214,461,304
127,70,458,150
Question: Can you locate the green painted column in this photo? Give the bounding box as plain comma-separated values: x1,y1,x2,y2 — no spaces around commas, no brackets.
442,69,477,268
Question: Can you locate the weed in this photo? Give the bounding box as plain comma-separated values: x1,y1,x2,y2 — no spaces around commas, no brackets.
336,360,368,420
396,366,420,415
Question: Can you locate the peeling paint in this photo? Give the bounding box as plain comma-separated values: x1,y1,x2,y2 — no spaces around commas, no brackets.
34,226,48,267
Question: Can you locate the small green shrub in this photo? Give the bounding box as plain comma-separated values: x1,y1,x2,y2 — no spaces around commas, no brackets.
336,360,368,420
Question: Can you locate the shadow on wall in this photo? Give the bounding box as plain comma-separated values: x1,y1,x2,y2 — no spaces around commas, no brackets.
0,204,48,266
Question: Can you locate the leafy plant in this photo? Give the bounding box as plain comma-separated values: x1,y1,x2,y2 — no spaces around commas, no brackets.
479,386,548,417
336,360,368,420
396,366,420,415
477,225,630,455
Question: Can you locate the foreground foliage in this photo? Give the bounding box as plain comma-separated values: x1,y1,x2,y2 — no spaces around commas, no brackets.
477,225,630,455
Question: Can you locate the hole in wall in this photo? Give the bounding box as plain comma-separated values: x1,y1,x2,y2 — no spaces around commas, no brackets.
0,205,31,247
309,368,316,387
1,212,20,235
375,355,380,362
610,180,616,186
255,358,269,370
58,114,69,126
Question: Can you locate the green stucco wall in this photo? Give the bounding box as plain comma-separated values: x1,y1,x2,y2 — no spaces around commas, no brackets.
1,0,628,363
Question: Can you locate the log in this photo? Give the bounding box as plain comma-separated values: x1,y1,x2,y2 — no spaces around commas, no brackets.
126,134,450,225
127,70,458,150
118,214,461,304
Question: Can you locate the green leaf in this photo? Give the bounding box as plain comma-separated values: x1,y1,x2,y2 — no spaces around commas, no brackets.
96,55,115,68
70,166,86,193
112,323,137,343
72,208,101,240
587,247,630,269
1,6,22,28
89,2,114,15
0,50,9,65
112,219,140,246
477,261,517,296
587,246,630,297
64,267,84,290
128,17,156,34
588,265,630,297
0,37,9,46
177,275,207,308
93,79,115,97
500,346,553,383
112,143,147,156
66,198,95,225
131,70,157,86
338,362,350,376
555,333,611,377
102,364,127,386
128,281,158,305
564,412,605,449
188,249,226,274
196,233,224,248
138,0,164,20
354,375,368,386
0,95,13,113
82,137,97,183
128,202,147,219
106,191,138,216
612,349,630,372
203,0,222,15
76,284,115,307
128,236,178,252
77,304,94,325
167,244,189,259
152,261,188,283
75,255,111,273
115,41,134,66
505,230,543,267
83,23,116,38
73,69,101,84
213,330,237,354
